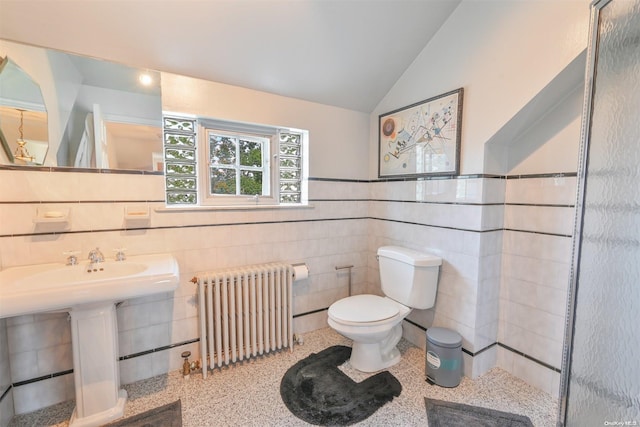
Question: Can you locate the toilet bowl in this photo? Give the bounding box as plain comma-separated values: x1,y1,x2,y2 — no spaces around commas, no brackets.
328,246,441,372
328,294,410,372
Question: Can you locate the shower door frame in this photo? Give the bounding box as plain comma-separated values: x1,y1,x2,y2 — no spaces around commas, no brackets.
558,0,613,424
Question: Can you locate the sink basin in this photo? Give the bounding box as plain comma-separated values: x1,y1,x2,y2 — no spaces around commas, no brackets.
0,253,179,319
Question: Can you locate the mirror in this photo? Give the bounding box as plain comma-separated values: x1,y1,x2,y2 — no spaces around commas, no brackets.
0,39,162,171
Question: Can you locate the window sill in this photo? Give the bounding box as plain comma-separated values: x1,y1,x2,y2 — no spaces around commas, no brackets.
154,203,313,213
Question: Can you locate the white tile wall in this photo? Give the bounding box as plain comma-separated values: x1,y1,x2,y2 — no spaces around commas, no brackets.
0,318,12,427
504,205,575,235
368,177,504,378
497,346,561,398
0,391,13,427
11,374,74,415
0,169,574,415
505,176,577,206
0,171,371,414
497,175,577,391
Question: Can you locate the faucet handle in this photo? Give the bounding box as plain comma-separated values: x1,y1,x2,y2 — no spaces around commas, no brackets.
88,247,105,262
63,250,80,266
113,247,127,261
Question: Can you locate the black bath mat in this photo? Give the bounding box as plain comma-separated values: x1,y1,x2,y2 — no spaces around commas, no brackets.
105,400,182,427
424,397,533,427
280,345,402,426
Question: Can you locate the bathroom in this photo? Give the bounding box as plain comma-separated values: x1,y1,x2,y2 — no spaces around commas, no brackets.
1,1,638,426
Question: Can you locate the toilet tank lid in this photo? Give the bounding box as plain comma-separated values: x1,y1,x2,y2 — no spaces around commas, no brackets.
377,246,442,267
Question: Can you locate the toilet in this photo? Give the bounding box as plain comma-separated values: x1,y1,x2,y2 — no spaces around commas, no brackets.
328,246,442,372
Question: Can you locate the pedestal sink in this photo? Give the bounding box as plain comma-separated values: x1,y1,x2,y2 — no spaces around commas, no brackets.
0,253,180,427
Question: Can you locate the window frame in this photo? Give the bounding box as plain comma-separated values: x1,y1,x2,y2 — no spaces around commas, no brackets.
200,126,275,206
163,113,308,208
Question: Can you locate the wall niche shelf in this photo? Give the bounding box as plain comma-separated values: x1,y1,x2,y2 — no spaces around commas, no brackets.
33,208,70,225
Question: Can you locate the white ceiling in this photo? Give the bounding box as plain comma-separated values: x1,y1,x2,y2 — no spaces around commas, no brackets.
0,0,461,113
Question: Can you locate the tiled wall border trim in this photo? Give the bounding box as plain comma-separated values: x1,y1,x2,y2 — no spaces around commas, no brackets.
497,342,562,373
12,369,73,388
504,202,575,208
369,199,504,206
0,199,574,208
0,200,165,205
10,308,332,389
119,338,200,361
4,217,574,239
11,339,201,389
503,228,573,238
0,165,163,175
293,307,327,318
370,217,502,234
0,171,575,179
403,318,561,373
310,172,576,183
0,217,369,238
11,309,333,389
0,384,10,404
308,177,371,183
505,172,577,179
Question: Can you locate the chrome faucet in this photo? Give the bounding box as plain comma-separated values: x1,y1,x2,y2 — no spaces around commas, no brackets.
88,247,105,264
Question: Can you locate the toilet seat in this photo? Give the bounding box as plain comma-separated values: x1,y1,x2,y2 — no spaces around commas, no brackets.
328,295,401,324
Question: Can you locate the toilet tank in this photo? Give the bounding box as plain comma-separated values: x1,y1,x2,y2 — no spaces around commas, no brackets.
377,246,442,310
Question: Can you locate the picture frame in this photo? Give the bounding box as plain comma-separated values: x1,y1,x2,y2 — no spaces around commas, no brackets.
378,88,463,178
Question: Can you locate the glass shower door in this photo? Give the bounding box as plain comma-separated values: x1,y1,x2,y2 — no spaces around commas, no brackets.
562,0,640,425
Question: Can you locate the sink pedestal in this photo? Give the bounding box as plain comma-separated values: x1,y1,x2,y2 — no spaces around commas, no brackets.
68,302,127,427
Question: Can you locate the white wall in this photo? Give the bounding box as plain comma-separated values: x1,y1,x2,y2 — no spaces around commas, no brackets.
0,319,13,426
369,0,589,176
365,0,589,384
162,73,370,180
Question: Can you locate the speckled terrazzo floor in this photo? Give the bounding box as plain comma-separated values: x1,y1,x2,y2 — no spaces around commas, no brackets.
9,328,558,427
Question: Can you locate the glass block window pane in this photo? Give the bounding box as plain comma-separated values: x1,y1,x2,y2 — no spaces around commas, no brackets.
166,177,196,191
280,169,301,180
164,117,195,132
166,163,195,176
165,148,195,162
280,182,300,193
165,133,195,147
279,144,300,157
280,193,301,203
280,157,301,169
167,192,197,205
279,131,302,204
164,116,197,205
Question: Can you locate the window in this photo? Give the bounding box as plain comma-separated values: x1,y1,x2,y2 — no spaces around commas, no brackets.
163,115,307,207
204,129,270,203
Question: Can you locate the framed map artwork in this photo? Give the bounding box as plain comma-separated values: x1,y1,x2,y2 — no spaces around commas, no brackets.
378,88,463,178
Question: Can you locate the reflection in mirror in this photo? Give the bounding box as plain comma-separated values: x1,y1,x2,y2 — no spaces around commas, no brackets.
0,56,48,165
0,39,162,171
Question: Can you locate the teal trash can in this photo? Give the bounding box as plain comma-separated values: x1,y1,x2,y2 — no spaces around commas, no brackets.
426,327,462,387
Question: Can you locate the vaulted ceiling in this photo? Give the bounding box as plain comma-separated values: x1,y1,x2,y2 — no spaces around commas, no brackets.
0,0,461,112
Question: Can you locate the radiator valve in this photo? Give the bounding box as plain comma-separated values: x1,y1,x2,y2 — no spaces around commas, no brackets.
181,351,191,379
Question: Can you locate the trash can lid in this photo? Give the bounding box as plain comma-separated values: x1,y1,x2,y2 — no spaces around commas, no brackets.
427,327,462,348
